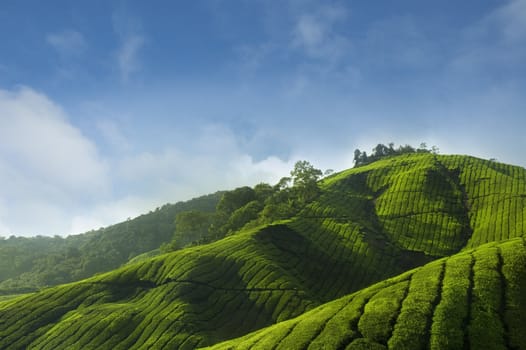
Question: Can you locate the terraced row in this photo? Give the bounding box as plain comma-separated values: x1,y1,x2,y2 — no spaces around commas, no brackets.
205,237,526,349
0,215,415,350
441,155,526,247
322,153,526,255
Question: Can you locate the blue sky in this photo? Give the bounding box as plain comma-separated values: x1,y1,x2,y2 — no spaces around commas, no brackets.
1,0,525,236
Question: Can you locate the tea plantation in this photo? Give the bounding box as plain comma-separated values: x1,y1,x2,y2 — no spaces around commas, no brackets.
1,153,526,349
205,237,526,350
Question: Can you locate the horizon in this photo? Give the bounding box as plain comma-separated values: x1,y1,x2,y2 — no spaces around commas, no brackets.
1,0,525,236
0,151,512,239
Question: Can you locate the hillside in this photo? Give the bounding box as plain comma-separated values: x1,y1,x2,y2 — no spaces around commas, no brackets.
1,153,526,349
205,237,526,349
0,192,222,293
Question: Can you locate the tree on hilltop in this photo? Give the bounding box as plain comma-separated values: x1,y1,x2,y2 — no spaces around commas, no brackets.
354,142,439,167
290,160,323,205
162,160,326,251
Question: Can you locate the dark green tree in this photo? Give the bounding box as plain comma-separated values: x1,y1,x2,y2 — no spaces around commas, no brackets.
216,187,256,215
354,149,368,166
290,160,323,205
353,143,438,167
253,183,275,203
172,211,214,249
224,201,263,233
212,186,258,236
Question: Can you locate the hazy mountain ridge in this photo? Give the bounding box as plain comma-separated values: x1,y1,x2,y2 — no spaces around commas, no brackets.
0,192,222,294
1,153,526,349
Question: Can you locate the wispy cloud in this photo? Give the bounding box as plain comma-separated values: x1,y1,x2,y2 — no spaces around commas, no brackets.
116,34,145,82
46,30,87,57
363,15,436,69
488,0,526,43
112,8,146,82
233,2,352,74
234,43,276,74
450,0,526,75
291,4,350,63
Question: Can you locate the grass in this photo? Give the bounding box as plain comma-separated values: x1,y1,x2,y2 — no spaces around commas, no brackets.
1,153,526,349
205,238,526,349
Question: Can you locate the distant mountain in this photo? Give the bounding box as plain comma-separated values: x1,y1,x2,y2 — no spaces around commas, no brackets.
0,191,222,294
1,153,525,349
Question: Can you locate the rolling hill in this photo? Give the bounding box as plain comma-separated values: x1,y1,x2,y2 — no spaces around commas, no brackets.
205,237,526,350
1,152,526,349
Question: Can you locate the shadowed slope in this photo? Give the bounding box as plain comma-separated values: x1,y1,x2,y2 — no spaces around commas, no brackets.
204,237,526,350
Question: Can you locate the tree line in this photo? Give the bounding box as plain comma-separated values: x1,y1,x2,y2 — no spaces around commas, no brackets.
354,142,439,167
0,192,222,293
162,160,330,251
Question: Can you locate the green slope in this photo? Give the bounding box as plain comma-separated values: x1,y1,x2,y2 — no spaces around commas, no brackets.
0,222,397,350
205,237,526,350
323,153,526,254
1,153,526,349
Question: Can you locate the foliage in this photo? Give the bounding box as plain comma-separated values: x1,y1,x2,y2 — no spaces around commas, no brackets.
163,160,325,249
354,142,439,167
0,192,222,293
173,210,215,249
290,160,323,205
216,186,256,216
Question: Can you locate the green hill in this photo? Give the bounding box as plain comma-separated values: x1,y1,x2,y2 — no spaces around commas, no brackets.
0,192,222,293
205,237,526,350
1,153,526,349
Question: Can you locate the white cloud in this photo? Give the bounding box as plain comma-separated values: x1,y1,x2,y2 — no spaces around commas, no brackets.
0,199,11,236
69,195,152,234
115,124,294,200
60,120,297,236
0,222,11,237
0,86,109,236
69,152,293,236
117,149,183,186
0,87,108,194
0,87,301,237
46,30,87,57
96,119,131,152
